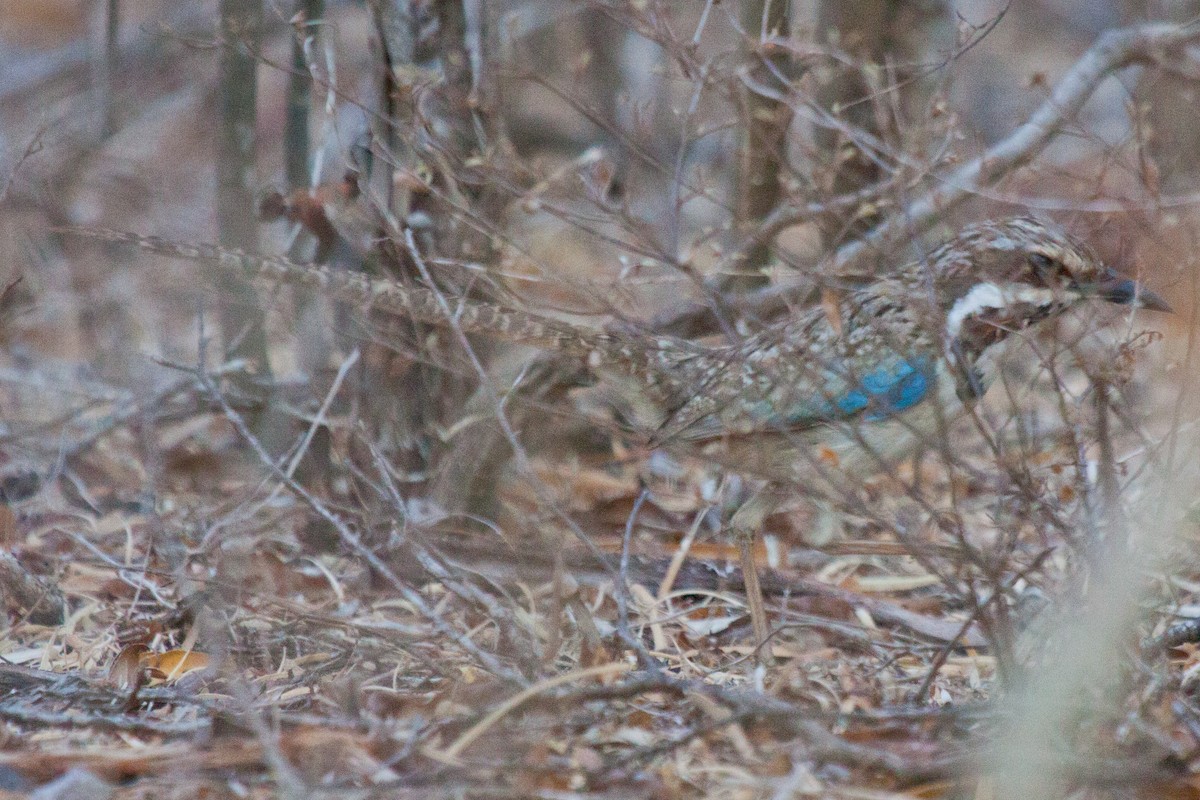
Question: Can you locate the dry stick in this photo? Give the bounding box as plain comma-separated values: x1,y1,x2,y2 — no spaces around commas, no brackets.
58,225,624,588
615,489,662,673
437,661,632,762
691,689,759,763
392,226,618,576
281,347,358,481
910,546,1055,703
870,21,1200,245
1092,379,1124,545
63,14,1195,668
579,1,948,254
395,225,669,669
394,226,668,668
229,680,308,799
731,23,1200,668
284,0,322,190
193,366,527,686
595,675,963,781
727,0,792,292
101,0,120,137
0,703,208,738
407,540,538,667
657,20,1200,333
0,122,47,203
216,0,271,380
656,508,706,602
0,386,141,456
738,531,772,665
354,435,537,662
547,672,981,781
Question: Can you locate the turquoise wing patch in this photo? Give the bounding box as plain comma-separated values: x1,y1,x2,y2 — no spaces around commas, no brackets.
831,358,931,420
771,356,936,428
660,355,937,442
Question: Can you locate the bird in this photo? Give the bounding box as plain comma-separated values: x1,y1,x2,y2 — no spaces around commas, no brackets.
58,216,1170,662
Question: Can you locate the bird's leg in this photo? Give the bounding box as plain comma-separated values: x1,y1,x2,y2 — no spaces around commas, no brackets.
729,487,781,665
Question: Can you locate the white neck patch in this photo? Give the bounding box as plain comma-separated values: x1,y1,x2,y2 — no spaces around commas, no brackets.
944,282,1064,340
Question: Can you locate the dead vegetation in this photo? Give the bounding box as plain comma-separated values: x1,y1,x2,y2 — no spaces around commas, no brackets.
1,2,1200,798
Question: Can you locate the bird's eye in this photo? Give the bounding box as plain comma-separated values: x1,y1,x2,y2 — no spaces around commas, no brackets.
1027,252,1059,281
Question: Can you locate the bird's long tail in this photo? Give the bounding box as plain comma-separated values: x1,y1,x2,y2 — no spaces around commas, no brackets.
56,226,613,360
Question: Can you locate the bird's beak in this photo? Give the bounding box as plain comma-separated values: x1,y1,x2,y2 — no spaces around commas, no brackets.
1089,269,1172,313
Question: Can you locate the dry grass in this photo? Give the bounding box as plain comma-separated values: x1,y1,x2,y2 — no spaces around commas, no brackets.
2,3,1200,799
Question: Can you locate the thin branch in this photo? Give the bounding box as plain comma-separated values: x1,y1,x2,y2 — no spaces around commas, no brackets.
655,19,1200,333
194,364,529,687
614,488,662,672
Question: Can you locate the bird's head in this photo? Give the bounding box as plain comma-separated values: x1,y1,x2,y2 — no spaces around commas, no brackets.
926,216,1169,354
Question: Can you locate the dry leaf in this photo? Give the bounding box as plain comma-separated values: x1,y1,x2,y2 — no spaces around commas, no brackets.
143,649,211,684
107,644,150,690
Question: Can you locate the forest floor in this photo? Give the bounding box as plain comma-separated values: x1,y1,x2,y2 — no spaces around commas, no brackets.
3,3,1200,799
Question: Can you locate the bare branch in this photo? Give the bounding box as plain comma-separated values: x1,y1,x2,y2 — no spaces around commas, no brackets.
657,20,1200,333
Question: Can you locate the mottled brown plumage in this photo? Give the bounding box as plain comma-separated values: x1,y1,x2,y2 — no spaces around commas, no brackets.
58,217,1168,660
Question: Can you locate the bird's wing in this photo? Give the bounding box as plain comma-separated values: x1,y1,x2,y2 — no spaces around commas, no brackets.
657,346,938,444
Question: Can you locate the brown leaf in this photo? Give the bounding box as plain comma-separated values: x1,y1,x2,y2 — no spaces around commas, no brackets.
107,644,150,690
821,287,845,337
146,649,210,683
